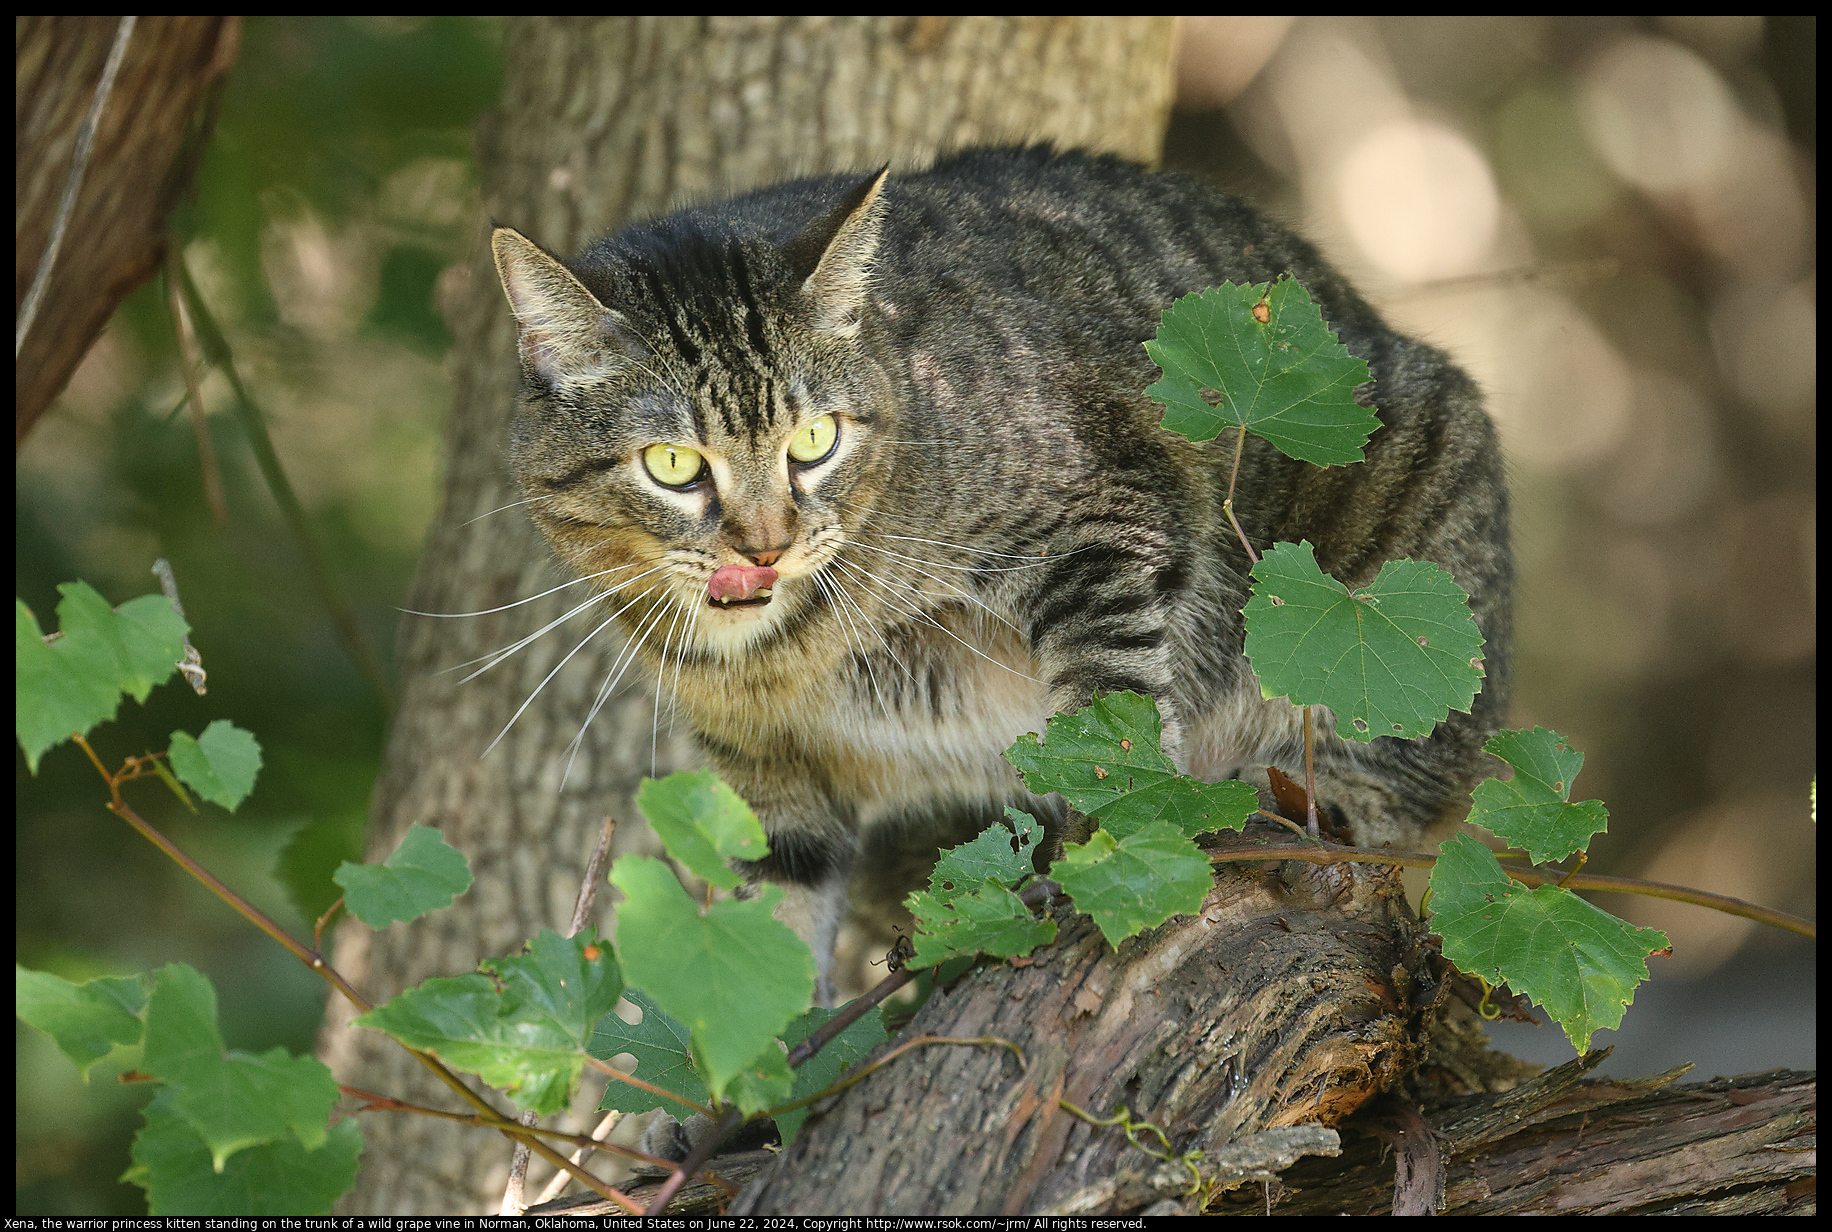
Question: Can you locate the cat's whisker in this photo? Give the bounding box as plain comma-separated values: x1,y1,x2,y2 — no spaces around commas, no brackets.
651,592,692,771
815,572,895,713
450,562,672,679
406,563,636,619
845,542,1024,633
829,557,1038,683
832,498,1080,571
665,593,701,740
821,566,919,688
459,494,556,527
451,587,619,680
871,532,1090,567
480,594,639,758
561,588,677,787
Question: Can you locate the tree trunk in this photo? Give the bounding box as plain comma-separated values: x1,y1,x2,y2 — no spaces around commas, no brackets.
735,855,1429,1215
529,860,1813,1217
15,16,241,447
1268,1065,1815,1216
319,16,1178,1214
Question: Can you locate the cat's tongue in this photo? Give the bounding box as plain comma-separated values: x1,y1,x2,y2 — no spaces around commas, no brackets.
707,564,778,604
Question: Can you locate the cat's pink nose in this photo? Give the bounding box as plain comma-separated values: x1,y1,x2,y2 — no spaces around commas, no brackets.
708,564,778,602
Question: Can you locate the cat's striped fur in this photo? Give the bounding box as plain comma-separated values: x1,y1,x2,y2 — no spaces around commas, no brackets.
492,146,1512,996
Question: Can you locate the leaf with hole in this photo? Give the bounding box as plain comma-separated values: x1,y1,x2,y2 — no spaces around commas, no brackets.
1145,278,1378,464
1243,540,1485,743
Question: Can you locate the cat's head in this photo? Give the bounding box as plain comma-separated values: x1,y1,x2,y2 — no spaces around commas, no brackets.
492,168,896,657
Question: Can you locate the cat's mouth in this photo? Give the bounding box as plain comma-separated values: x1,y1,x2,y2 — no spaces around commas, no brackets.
707,564,778,610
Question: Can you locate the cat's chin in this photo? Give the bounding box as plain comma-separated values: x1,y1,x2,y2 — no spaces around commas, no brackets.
694,592,783,655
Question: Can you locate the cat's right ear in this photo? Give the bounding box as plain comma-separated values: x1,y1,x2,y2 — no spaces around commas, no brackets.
491,227,648,388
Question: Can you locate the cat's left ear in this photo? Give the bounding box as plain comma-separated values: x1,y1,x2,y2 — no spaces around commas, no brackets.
791,165,890,339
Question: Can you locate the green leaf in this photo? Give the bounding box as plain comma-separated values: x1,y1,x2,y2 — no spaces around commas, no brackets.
1050,824,1214,948
925,807,1040,901
113,593,194,701
722,1041,795,1117
126,1091,362,1215
275,811,368,924
907,878,1056,969
1145,279,1378,464
167,720,264,812
1469,727,1610,864
1242,540,1485,743
15,966,146,1079
775,1003,890,1144
333,823,473,927
609,856,813,1103
15,584,188,772
1429,834,1669,1053
140,965,340,1171
637,771,770,890
1004,692,1257,839
483,928,624,1047
356,931,621,1115
589,988,709,1116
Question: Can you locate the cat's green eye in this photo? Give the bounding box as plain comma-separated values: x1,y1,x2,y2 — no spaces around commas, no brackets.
788,414,838,464
643,442,705,487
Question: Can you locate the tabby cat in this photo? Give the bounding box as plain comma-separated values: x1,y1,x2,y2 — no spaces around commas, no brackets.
490,146,1511,998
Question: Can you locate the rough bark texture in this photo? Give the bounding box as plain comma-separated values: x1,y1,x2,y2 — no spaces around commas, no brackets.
15,15,241,447
320,16,1178,1214
733,856,1428,1215
1266,1063,1816,1216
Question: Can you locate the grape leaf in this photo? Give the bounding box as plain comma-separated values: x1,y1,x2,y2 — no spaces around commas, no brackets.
1242,540,1485,743
637,770,770,890
125,1090,362,1216
334,823,474,928
1145,278,1378,464
1050,823,1214,948
609,856,813,1103
1004,692,1256,840
16,584,188,772
356,943,619,1117
722,1041,795,1117
589,988,709,1116
1469,727,1609,863
1429,834,1669,1052
480,928,624,1050
775,1003,891,1144
925,807,1039,899
167,720,263,812
906,877,1057,969
904,809,1055,970
140,965,340,1171
15,966,146,1079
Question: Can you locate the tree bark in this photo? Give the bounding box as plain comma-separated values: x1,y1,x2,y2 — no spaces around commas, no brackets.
1266,1064,1815,1216
319,16,1178,1214
735,855,1429,1215
15,15,241,447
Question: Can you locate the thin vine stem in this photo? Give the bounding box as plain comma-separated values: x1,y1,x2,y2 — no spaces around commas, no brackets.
1222,423,1258,566
1202,839,1815,939
71,735,635,1211
764,1034,1026,1117
581,1053,714,1117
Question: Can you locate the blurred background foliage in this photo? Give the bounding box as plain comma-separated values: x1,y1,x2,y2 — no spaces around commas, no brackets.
15,15,1814,1216
17,17,503,1214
